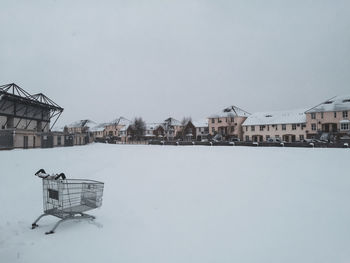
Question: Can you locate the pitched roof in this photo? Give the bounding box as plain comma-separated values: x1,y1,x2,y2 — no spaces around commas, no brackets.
242,109,306,126
164,117,182,126
146,123,163,130
67,119,95,128
209,105,250,118
90,123,107,132
306,94,350,113
192,119,208,128
105,117,131,126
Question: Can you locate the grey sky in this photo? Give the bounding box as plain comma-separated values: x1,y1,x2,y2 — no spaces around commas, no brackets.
1,0,349,127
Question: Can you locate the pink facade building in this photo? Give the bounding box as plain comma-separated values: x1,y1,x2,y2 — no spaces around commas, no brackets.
305,95,350,140
208,106,250,140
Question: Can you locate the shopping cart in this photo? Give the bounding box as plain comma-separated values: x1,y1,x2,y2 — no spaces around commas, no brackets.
31,172,104,234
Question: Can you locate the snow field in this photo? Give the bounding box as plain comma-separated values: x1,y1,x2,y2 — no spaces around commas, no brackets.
0,144,350,263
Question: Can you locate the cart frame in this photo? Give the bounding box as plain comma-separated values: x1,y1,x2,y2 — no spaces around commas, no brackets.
31,178,104,234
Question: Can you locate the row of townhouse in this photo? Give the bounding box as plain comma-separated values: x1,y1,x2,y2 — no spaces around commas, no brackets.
65,94,350,145
207,94,350,142
87,117,209,142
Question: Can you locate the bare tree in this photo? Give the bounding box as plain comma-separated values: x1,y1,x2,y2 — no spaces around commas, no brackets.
179,116,192,140
130,117,146,140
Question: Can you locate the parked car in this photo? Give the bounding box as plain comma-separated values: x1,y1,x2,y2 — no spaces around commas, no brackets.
302,139,327,143
266,138,281,143
229,137,240,142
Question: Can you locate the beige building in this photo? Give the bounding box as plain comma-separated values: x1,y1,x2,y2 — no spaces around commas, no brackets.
104,117,131,138
65,120,94,145
208,106,250,140
242,109,307,142
163,117,183,140
90,123,107,140
305,95,350,140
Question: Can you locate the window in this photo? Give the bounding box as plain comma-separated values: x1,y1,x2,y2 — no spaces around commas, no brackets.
321,112,324,119
343,111,348,118
311,124,316,131
245,126,248,132
267,125,269,131
211,119,215,124
57,136,61,146
311,113,316,119
212,127,215,133
282,124,286,130
218,118,222,123
292,124,296,130
266,135,270,140
259,125,264,131
230,126,234,132
245,136,249,141
231,117,234,122
299,135,304,141
341,123,349,130
334,112,337,118
251,126,255,132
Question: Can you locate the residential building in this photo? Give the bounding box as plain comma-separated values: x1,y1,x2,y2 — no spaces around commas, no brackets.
145,123,161,139
90,123,107,140
65,120,94,145
163,117,182,140
181,121,196,141
104,117,131,139
193,119,209,141
305,95,350,140
208,105,250,140
153,125,165,139
242,109,307,142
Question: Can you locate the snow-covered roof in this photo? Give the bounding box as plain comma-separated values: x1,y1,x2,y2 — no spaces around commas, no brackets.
51,126,64,132
90,123,107,132
242,109,307,126
193,119,208,128
209,105,250,118
146,123,162,130
164,117,182,126
306,94,350,113
67,119,95,128
109,117,131,126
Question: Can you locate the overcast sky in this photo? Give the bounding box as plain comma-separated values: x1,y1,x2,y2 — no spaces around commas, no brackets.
0,0,349,127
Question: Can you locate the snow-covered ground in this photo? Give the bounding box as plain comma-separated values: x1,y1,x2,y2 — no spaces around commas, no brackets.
1,144,350,263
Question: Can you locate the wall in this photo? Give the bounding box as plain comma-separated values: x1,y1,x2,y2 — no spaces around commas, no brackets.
243,123,306,142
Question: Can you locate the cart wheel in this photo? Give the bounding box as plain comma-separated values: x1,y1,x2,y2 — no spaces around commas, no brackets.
31,223,39,229
45,231,54,235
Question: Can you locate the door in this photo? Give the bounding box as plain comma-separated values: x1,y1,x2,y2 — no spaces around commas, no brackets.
332,124,337,132
324,124,329,132
23,136,28,149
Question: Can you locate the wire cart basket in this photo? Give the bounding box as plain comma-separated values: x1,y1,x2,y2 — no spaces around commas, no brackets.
32,178,104,234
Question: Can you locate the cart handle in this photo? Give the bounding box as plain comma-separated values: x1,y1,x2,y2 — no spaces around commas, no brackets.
34,169,66,180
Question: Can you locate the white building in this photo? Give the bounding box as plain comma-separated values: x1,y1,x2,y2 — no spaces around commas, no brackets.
193,119,209,141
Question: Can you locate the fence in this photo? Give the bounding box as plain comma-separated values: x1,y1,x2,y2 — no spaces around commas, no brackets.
148,140,349,148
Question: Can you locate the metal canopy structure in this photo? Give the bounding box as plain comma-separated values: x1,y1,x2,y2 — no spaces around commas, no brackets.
0,83,64,130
